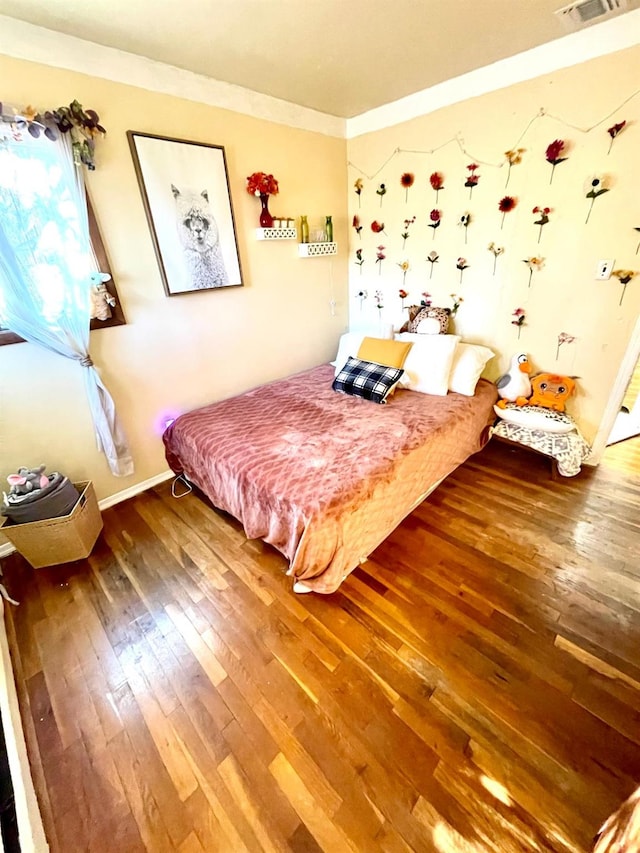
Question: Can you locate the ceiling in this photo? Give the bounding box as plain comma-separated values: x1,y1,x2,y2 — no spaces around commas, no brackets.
0,0,636,117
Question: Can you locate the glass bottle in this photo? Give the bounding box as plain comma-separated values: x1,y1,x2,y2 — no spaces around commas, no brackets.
325,215,333,243
300,215,309,244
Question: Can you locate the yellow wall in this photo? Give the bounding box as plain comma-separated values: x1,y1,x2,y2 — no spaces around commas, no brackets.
2,43,639,534
347,45,640,443
0,56,348,511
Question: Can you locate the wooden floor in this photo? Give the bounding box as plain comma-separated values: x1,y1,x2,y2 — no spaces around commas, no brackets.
2,438,640,853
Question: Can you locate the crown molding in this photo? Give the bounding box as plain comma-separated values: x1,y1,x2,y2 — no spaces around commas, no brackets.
346,9,640,138
0,15,346,139
1,10,638,142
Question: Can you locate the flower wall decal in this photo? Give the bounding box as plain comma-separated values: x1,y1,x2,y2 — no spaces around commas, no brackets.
376,183,387,207
357,288,367,309
504,148,525,188
545,139,568,184
465,163,480,198
458,212,471,244
612,269,636,305
428,209,442,238
556,332,575,361
375,289,384,318
607,120,626,154
450,293,464,316
354,178,363,207
430,172,445,203
401,172,414,202
456,257,469,284
401,216,416,249
421,291,432,306
498,195,517,229
375,245,386,274
399,287,409,308
635,226,640,255
532,206,551,243
355,248,364,273
522,255,544,287
585,176,609,224
426,251,439,279
7,100,107,169
397,261,410,287
488,242,505,275
371,220,386,235
511,307,526,339
352,214,362,239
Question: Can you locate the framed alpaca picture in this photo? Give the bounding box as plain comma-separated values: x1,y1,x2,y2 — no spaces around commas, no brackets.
127,131,243,295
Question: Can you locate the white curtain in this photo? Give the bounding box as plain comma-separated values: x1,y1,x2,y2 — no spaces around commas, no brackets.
0,132,134,477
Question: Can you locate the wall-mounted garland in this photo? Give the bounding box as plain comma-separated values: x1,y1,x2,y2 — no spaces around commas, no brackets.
0,100,106,169
348,88,639,372
348,90,640,182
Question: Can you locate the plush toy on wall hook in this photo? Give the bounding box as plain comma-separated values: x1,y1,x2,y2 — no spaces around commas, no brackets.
89,271,116,321
496,353,532,408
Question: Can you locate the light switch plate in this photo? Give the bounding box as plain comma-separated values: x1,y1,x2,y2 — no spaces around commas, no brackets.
596,259,614,280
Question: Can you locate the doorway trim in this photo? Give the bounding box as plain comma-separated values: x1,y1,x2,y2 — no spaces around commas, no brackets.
590,312,640,463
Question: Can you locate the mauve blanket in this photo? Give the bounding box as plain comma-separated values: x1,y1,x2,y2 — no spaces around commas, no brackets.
163,365,497,593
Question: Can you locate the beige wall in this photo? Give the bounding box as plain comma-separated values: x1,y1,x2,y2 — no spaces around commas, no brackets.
0,56,348,511
347,45,640,444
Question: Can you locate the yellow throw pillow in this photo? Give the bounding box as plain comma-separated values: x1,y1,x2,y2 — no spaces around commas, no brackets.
357,336,413,369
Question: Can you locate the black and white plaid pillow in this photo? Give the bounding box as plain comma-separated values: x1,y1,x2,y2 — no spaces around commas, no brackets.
332,357,404,404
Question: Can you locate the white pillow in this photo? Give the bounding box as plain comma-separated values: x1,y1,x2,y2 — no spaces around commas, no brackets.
395,333,460,395
449,343,495,396
332,332,366,374
494,404,575,434
415,317,442,335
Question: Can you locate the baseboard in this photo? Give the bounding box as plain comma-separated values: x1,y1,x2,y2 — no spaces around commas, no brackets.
97,469,174,510
0,470,175,559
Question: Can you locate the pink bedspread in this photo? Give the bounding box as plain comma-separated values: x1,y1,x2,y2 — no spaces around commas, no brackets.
163,365,497,593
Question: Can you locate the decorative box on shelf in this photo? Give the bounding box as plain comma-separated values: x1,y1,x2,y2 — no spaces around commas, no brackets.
255,227,297,240
298,242,337,257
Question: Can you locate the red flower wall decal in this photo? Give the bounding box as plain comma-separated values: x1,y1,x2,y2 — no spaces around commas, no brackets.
498,195,517,229
545,140,568,184
465,164,480,198
607,120,626,154
428,209,441,239
400,172,414,202
430,171,444,202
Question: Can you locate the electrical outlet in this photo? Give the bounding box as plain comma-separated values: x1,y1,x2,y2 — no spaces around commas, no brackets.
596,259,614,280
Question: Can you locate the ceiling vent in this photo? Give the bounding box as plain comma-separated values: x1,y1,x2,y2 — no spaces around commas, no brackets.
555,0,631,29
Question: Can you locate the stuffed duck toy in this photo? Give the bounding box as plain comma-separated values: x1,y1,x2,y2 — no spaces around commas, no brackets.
496,353,532,408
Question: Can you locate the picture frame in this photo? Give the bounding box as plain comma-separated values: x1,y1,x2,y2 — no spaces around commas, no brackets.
127,131,243,296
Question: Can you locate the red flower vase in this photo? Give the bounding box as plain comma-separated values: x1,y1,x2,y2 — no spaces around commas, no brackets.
259,193,274,228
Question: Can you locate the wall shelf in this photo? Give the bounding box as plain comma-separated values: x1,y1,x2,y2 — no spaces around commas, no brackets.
298,242,337,257
255,227,297,240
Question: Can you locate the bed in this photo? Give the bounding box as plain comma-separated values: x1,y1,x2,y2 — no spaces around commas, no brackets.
163,361,497,594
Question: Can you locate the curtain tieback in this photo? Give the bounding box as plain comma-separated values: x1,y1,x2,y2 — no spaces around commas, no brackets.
79,355,94,368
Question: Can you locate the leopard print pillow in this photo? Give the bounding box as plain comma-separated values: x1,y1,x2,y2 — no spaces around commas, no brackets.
407,306,451,334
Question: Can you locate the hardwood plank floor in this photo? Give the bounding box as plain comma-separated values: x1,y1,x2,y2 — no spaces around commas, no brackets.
2,438,639,852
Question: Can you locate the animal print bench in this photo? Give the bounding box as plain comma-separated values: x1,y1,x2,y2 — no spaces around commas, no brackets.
491,404,592,477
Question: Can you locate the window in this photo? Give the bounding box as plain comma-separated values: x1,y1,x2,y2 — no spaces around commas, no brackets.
0,132,123,346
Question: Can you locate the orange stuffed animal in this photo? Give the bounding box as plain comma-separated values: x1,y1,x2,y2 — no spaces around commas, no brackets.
526,373,576,412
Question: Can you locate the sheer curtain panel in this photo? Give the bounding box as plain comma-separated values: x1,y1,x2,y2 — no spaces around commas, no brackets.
0,131,133,476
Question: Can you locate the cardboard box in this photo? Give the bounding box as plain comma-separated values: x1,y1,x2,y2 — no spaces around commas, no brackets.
0,481,103,569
